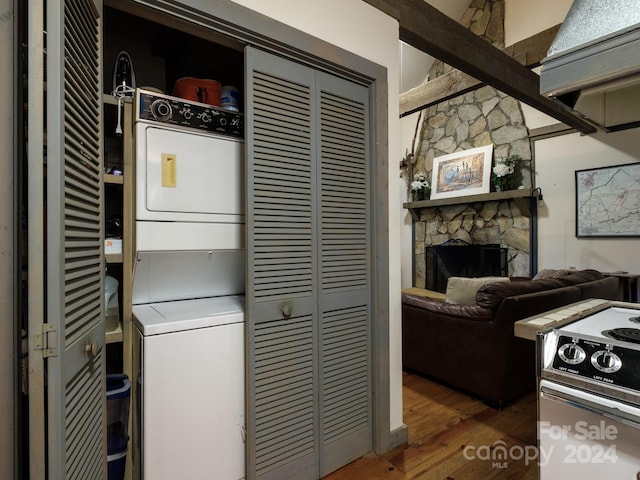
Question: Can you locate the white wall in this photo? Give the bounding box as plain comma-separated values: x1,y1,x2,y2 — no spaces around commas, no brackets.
230,0,405,433
400,42,431,93
504,0,572,45
400,0,472,92
535,130,640,272
505,0,573,129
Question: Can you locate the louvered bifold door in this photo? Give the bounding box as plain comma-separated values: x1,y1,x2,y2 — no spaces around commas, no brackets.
316,73,372,477
246,47,319,480
45,0,106,478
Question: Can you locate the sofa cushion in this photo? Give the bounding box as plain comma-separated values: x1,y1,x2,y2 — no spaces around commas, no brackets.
445,276,510,305
533,268,603,284
533,268,572,280
556,269,604,285
402,293,495,321
576,276,619,300
476,277,567,310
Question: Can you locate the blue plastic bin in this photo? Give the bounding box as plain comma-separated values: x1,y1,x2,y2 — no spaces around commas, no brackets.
106,374,131,455
107,449,127,480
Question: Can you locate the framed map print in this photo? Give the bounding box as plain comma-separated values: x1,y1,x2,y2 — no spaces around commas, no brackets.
575,162,640,237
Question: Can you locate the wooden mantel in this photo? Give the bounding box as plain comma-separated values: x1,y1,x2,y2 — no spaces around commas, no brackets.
403,188,535,220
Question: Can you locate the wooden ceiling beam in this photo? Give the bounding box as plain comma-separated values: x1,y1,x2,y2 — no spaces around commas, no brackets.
363,0,597,134
401,70,480,117
400,25,561,117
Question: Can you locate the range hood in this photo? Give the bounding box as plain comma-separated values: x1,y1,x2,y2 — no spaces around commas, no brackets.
540,0,640,131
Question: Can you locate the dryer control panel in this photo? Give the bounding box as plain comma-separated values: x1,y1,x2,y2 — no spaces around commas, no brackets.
136,89,243,138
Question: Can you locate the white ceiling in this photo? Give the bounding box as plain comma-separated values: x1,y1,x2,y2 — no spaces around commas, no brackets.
400,0,473,92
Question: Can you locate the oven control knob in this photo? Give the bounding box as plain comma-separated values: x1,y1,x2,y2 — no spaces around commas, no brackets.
151,99,172,121
558,343,586,364
591,350,622,373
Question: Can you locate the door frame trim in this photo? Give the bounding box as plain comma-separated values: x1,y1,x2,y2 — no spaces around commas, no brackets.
1,0,17,478
110,0,394,455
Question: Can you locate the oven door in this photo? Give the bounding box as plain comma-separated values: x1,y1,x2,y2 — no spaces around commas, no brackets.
538,379,640,479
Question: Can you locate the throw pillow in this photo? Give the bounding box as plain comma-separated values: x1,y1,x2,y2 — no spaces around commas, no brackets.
445,276,511,305
533,268,573,280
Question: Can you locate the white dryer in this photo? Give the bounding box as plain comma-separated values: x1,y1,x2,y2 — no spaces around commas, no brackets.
134,88,244,252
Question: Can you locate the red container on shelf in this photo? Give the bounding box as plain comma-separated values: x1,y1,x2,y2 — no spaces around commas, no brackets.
172,77,221,106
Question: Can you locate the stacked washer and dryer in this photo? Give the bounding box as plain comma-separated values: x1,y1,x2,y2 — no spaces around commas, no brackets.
131,89,246,480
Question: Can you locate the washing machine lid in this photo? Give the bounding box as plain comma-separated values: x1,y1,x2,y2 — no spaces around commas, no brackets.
133,295,245,335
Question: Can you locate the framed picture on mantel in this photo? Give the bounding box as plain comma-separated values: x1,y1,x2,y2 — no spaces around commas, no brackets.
430,144,493,200
575,162,640,237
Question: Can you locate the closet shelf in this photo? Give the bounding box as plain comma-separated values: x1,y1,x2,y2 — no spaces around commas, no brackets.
104,173,124,184
106,320,123,344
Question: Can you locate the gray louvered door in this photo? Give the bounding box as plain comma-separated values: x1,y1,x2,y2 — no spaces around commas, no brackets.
246,47,371,480
44,0,106,478
316,72,371,477
246,47,319,480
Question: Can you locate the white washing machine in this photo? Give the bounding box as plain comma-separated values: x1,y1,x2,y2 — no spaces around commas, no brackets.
133,290,245,480
132,89,246,479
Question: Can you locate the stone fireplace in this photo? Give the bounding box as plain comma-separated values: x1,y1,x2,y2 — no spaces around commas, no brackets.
412,196,532,289
402,0,535,289
425,239,508,292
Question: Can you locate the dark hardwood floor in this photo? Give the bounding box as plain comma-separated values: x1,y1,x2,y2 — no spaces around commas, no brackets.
324,372,538,480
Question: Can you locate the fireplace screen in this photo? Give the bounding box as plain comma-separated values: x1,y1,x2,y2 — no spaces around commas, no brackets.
425,240,508,292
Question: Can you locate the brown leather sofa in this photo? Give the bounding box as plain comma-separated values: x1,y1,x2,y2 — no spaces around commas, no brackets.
402,269,619,407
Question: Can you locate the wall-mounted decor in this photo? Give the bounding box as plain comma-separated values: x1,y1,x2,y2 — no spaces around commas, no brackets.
430,145,493,200
575,162,640,237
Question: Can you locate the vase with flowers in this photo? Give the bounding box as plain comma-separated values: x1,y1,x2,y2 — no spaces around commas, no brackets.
411,171,431,201
491,155,521,191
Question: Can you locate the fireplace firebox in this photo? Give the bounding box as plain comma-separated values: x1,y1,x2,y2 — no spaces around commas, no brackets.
425,239,508,292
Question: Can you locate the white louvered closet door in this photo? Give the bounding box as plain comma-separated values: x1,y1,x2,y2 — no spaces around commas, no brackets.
246,47,372,480
38,0,106,478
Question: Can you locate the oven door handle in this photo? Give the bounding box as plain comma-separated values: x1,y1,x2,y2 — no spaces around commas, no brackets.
540,381,640,430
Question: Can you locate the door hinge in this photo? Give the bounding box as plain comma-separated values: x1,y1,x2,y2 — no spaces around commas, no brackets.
33,323,58,358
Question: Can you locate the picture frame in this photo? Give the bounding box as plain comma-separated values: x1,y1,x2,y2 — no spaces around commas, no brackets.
575,162,640,237
430,145,493,200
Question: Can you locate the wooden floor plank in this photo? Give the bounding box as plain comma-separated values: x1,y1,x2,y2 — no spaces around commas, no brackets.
323,372,538,480
322,454,405,480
